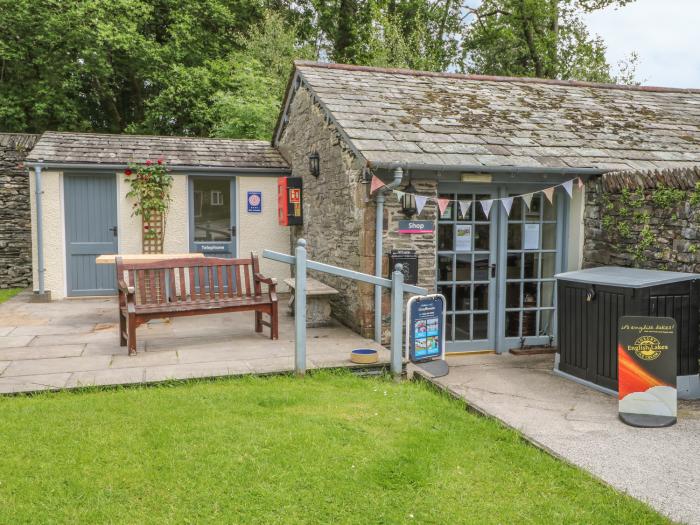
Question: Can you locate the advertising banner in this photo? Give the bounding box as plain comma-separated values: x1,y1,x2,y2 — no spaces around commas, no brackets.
618,316,677,428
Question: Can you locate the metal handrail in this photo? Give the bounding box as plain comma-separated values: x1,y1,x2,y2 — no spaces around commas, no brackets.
262,239,427,377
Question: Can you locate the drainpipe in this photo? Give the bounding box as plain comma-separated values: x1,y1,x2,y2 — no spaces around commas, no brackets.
374,167,404,343
33,161,47,299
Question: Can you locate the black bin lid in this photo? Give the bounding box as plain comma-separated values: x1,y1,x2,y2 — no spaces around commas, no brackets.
555,266,699,288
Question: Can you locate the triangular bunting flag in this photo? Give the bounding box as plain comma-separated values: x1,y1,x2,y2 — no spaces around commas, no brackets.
563,179,573,198
437,197,450,217
501,197,514,216
577,177,584,190
458,200,471,219
480,199,493,218
370,175,385,194
543,186,555,204
415,195,428,216
394,190,404,202
522,193,533,210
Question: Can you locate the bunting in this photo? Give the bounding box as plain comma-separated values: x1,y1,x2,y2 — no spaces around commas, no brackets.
543,186,555,204
501,197,514,216
437,197,451,216
577,177,584,190
370,175,385,194
458,200,471,219
481,199,494,218
394,190,405,202
522,193,533,210
415,195,428,215
562,179,573,198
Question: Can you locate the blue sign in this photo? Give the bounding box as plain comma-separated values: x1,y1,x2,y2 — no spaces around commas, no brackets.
247,191,262,213
406,295,446,362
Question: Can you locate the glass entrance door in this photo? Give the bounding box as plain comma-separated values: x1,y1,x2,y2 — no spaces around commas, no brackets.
437,182,566,354
437,188,498,352
189,177,236,257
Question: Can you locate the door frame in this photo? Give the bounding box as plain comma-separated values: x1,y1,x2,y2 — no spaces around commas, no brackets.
188,175,238,257
63,172,119,297
437,181,569,354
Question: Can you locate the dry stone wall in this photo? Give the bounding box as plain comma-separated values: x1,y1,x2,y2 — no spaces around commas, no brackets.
0,134,37,289
583,167,700,272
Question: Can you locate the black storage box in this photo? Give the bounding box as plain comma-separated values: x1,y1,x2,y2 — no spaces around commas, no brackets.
556,266,699,395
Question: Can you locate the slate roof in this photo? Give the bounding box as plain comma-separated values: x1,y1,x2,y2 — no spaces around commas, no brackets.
27,132,289,170
282,61,700,172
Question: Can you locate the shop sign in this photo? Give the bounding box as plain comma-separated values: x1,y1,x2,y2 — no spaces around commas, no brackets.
618,316,677,428
247,191,262,213
405,294,446,362
398,220,434,234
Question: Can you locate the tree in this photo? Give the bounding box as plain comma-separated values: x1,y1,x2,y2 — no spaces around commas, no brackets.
462,0,637,83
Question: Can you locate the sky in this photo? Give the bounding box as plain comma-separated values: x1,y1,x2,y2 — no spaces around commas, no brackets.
584,0,700,88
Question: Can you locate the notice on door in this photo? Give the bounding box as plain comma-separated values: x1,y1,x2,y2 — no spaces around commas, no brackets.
618,316,677,428
455,225,472,251
523,223,540,250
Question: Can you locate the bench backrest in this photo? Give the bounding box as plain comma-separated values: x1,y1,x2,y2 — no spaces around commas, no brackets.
116,254,263,306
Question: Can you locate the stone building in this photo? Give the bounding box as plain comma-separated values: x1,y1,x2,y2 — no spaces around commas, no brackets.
0,133,37,289
274,61,700,353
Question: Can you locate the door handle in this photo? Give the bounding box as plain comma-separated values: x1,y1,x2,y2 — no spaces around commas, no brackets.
109,226,118,237
490,263,496,278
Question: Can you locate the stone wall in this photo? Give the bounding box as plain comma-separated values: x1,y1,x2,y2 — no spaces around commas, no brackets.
583,167,700,271
277,87,375,336
0,134,37,289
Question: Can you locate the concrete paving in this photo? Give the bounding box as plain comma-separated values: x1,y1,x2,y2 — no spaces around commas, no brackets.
413,353,700,525
0,292,387,393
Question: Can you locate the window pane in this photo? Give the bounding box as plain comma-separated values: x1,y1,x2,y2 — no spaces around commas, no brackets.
438,285,453,311
506,311,520,337
539,309,554,336
474,224,490,250
473,254,490,280
506,283,520,308
510,196,523,221
543,194,557,220
438,255,453,282
455,284,471,311
522,311,537,336
541,281,555,308
542,223,557,249
456,255,472,281
507,224,521,249
455,314,470,341
193,179,231,242
541,253,556,278
473,283,489,310
438,224,454,251
526,193,541,220
473,314,488,340
446,314,454,342
507,252,522,279
523,282,538,308
523,253,538,279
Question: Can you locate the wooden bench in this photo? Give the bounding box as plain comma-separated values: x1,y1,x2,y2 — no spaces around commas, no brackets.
116,254,278,355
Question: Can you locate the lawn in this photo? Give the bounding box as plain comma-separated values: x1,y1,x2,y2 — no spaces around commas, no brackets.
0,288,22,303
0,372,666,524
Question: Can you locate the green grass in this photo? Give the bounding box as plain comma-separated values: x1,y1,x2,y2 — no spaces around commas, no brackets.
0,372,666,524
0,288,22,303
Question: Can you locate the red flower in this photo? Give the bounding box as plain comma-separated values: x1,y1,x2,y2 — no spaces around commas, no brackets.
157,158,163,165
124,169,132,176
144,225,150,230
146,160,152,166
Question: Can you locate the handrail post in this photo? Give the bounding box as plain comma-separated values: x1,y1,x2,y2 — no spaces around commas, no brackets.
390,263,404,378
294,239,307,375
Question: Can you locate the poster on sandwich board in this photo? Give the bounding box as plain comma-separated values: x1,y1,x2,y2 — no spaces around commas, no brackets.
618,316,677,428
406,294,446,363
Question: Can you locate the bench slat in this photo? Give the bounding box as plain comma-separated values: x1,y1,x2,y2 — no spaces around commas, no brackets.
244,264,252,297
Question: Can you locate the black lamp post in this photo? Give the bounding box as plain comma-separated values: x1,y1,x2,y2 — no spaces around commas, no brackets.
401,181,418,217
308,152,320,177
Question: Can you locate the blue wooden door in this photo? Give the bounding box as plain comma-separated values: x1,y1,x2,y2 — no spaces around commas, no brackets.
64,174,118,296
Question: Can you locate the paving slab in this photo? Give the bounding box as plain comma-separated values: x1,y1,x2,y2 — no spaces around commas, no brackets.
417,353,700,525
144,361,253,382
66,368,147,388
0,344,85,361
0,373,71,394
110,350,179,369
3,355,113,376
10,324,96,336
0,335,34,348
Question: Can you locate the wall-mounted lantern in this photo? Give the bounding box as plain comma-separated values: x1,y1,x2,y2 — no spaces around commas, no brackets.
308,152,320,177
401,181,418,218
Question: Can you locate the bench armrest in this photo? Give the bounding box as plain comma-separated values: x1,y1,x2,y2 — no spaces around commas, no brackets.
117,279,135,296
254,273,277,286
